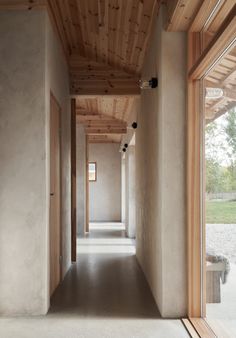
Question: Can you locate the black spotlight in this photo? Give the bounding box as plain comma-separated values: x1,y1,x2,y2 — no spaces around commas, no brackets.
122,148,126,152
124,143,128,148
132,122,138,129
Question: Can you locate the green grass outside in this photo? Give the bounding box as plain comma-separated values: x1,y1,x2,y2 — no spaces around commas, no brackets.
206,200,236,223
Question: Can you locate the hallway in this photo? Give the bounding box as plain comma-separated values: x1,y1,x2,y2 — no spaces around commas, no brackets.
0,223,189,338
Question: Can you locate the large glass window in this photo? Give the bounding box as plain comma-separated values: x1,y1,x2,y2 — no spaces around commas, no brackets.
203,44,236,337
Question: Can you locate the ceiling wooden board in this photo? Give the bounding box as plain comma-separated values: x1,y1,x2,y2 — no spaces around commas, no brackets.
88,134,121,143
205,46,236,122
76,96,135,122
70,55,140,95
166,0,204,31
48,0,160,75
0,0,46,9
76,95,138,143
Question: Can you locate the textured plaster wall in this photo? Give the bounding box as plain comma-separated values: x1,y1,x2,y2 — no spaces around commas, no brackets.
0,10,71,316
136,5,187,317
76,125,86,236
89,144,121,222
125,146,136,238
0,10,48,315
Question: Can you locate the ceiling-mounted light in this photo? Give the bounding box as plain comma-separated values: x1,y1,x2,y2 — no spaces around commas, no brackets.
139,77,158,89
122,148,126,152
124,143,128,148
205,87,224,99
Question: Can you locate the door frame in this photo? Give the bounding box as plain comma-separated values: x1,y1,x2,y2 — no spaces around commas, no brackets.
187,3,236,330
71,98,77,262
50,91,62,295
85,135,89,233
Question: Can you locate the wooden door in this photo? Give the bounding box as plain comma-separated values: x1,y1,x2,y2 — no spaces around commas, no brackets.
50,93,61,296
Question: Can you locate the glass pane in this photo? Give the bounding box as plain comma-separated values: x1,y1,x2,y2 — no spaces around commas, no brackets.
89,162,96,181
204,44,236,336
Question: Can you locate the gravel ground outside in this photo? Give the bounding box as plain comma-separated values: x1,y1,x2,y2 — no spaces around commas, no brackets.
206,224,236,264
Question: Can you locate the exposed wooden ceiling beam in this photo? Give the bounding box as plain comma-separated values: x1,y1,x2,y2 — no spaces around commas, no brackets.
88,135,120,144
189,0,222,32
85,127,127,135
70,55,140,96
0,0,46,9
71,83,140,96
166,0,204,32
189,5,236,79
76,113,123,121
206,101,236,123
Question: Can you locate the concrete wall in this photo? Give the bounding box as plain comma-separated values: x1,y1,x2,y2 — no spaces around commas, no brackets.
89,143,121,222
0,10,71,316
76,125,86,236
136,5,187,318
125,146,136,238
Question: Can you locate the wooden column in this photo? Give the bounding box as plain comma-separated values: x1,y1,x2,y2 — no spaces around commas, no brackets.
71,99,76,262
187,79,204,318
85,135,89,233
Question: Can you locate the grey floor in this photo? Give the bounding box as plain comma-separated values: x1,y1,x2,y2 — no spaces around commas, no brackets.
0,223,189,338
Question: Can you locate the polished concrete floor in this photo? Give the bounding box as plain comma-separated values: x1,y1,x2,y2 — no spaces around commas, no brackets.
0,223,189,338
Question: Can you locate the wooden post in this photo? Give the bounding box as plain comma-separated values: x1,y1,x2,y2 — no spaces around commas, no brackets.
71,99,77,262
85,135,89,233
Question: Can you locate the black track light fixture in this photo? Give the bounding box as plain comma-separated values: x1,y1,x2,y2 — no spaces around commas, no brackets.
139,77,158,89
132,122,138,129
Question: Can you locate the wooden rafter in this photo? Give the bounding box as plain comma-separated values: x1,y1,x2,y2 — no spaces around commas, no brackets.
0,0,46,9
85,127,127,135
70,55,140,96
166,0,204,32
189,4,236,79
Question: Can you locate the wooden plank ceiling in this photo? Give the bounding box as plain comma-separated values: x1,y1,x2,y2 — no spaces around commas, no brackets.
46,0,160,143
205,46,236,123
0,0,160,143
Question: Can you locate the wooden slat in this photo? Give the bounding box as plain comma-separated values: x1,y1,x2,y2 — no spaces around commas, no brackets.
0,0,46,9
189,0,223,32
77,113,123,121
187,79,203,318
189,318,217,338
85,127,127,134
189,5,236,79
182,319,200,338
166,0,203,32
71,85,140,96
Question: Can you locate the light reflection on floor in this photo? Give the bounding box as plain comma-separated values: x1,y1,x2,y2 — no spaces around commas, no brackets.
77,223,136,254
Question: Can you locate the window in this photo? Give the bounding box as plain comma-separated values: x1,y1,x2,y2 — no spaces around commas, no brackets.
89,162,97,182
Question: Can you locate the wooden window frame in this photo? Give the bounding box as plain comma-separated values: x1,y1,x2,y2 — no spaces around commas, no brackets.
187,4,236,336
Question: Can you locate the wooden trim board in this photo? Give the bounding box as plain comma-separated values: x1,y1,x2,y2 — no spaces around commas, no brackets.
71,98,77,262
189,4,236,79
85,135,89,233
50,92,62,296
